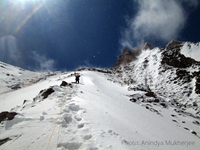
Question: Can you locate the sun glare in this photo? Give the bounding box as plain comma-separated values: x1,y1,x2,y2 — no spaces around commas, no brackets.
8,0,43,5
17,0,37,2
10,0,29,3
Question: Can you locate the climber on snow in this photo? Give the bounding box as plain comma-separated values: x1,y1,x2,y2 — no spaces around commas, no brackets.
75,73,80,84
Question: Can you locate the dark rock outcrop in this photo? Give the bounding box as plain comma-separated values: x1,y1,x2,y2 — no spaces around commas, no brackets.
194,71,200,94
0,111,17,123
11,84,21,90
113,43,153,69
41,87,54,99
60,81,68,87
113,49,135,68
0,137,11,146
161,41,197,68
60,81,73,88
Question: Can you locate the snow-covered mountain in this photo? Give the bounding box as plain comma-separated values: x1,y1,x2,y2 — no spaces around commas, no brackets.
0,41,200,150
113,41,200,118
0,61,59,95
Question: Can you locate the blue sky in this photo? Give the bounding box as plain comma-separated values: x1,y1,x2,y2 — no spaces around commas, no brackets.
0,0,200,71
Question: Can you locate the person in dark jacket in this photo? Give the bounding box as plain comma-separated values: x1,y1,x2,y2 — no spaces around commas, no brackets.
75,73,80,84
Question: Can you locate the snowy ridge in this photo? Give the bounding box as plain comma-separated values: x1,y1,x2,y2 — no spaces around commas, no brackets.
0,41,200,150
0,61,59,94
1,70,199,150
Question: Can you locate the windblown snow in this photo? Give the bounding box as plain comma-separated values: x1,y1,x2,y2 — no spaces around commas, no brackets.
0,41,200,150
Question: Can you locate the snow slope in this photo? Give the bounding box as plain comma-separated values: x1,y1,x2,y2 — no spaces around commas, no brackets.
181,42,200,61
0,63,200,150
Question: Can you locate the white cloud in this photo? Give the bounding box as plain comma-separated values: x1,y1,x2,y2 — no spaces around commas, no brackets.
120,0,199,49
33,52,55,71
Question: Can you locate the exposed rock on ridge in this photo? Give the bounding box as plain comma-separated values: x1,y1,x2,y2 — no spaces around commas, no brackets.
161,40,198,68
113,43,153,68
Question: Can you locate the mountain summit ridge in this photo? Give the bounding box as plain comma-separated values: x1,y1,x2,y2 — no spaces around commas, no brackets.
112,40,200,118
113,42,153,68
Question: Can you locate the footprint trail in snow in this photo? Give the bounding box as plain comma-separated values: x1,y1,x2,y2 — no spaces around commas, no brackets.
45,82,99,150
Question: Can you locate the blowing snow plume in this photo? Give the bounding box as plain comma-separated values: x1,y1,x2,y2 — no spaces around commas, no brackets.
120,0,199,49
32,51,55,72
